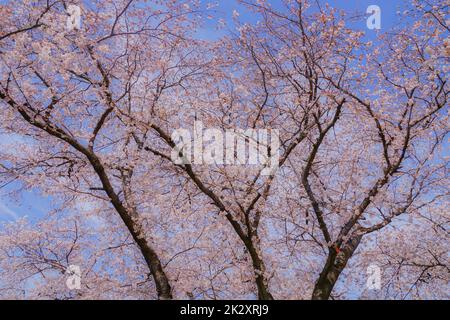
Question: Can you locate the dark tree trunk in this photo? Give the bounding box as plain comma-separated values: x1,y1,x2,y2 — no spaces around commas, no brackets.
83,153,173,299
312,235,362,300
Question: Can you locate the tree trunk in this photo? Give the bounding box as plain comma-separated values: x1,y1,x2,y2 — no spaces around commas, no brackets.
311,235,362,300
1,94,174,300
85,154,173,299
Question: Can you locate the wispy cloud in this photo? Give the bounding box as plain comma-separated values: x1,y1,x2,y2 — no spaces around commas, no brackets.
0,201,19,220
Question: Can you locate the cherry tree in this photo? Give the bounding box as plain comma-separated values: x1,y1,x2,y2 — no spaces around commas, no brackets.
0,0,448,300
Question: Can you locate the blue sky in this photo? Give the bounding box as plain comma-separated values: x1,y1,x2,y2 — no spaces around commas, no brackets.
0,0,419,223
198,0,407,39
